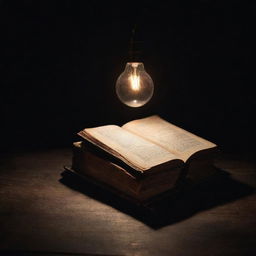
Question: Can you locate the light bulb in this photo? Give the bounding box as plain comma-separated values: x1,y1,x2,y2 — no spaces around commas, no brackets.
116,62,154,107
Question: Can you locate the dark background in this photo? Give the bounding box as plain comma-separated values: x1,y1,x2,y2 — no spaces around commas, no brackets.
1,1,255,153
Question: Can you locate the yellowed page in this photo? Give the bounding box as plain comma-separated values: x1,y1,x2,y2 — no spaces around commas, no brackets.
122,115,217,162
78,125,179,172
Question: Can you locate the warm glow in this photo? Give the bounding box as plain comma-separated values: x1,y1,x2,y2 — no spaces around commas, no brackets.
115,62,154,107
129,74,140,91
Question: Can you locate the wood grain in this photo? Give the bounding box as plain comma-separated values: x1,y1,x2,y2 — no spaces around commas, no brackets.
0,149,255,255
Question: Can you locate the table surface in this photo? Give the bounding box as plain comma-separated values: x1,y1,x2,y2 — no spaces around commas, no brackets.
0,148,256,256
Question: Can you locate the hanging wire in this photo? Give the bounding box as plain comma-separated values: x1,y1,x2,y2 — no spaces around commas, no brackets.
128,7,148,62
129,24,137,61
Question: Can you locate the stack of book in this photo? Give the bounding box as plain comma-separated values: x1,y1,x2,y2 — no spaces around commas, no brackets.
68,115,217,203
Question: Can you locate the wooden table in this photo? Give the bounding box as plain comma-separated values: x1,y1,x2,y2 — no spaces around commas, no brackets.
0,149,256,256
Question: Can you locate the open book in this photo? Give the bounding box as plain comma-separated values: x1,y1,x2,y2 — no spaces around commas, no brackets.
78,115,217,174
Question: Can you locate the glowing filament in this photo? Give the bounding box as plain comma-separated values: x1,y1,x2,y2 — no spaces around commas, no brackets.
129,74,140,91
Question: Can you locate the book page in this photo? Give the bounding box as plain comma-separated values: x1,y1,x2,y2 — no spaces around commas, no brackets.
122,115,217,162
78,125,180,172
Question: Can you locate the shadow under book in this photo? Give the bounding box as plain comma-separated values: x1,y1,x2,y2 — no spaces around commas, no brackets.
66,115,218,203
